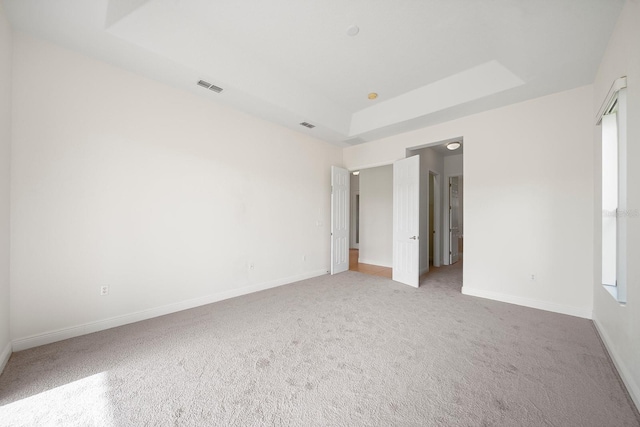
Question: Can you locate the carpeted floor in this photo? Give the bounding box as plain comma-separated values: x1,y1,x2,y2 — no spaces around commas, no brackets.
0,263,638,426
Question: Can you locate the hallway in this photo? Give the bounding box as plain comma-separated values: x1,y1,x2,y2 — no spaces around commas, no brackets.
348,249,392,279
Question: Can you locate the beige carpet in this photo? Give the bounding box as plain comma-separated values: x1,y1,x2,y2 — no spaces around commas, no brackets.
0,263,638,426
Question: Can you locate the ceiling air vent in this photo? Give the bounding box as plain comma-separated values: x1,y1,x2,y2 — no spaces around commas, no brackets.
300,122,315,129
197,80,223,93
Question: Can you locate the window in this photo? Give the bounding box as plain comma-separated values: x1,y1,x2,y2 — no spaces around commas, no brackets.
601,112,618,287
597,77,627,303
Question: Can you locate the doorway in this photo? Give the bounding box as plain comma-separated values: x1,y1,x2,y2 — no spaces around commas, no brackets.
348,166,393,279
449,175,463,264
334,137,462,285
350,172,360,250
404,137,463,286
429,173,436,266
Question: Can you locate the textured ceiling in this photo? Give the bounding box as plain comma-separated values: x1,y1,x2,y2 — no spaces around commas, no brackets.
4,0,624,146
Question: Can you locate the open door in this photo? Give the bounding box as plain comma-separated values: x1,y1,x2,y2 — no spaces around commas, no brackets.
449,176,460,264
392,156,420,287
331,166,350,274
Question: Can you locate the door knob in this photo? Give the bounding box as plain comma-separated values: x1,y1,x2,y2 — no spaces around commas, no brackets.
409,236,418,240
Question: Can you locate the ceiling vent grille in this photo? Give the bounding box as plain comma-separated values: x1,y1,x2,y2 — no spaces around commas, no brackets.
300,122,315,129
197,80,223,93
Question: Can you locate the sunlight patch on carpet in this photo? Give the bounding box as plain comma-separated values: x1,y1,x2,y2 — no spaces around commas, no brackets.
0,372,115,425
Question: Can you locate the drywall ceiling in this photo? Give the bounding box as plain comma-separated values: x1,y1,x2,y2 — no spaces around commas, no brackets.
4,0,624,146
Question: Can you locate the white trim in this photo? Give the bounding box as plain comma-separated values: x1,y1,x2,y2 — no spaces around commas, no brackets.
443,173,463,266
602,284,621,302
357,258,392,268
615,88,628,303
596,76,627,125
12,270,327,351
431,171,442,268
406,136,464,153
593,315,640,411
0,341,11,374
350,190,360,250
345,160,394,172
461,286,592,319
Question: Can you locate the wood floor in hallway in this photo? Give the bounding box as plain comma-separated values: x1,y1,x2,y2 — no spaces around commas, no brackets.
349,249,392,278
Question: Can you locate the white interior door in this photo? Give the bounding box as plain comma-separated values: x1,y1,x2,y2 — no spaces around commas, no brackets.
393,156,420,287
331,166,350,274
449,176,460,264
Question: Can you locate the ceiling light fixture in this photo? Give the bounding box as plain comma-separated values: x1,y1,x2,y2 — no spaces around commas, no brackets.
352,171,360,176
346,25,360,37
447,141,461,150
368,92,378,100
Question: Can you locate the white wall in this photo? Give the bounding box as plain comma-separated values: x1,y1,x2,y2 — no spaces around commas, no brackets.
358,165,393,267
0,4,12,370
10,33,342,348
344,85,594,319
444,154,463,177
592,0,640,410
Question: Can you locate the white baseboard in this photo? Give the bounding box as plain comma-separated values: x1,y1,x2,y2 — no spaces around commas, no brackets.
357,258,392,268
0,341,11,374
461,286,592,319
593,315,640,412
12,269,327,352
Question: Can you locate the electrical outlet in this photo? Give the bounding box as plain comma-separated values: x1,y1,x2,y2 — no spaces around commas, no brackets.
100,285,109,296
530,274,535,281
249,262,255,270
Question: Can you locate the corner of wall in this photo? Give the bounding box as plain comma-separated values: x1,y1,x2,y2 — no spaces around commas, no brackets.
11,269,327,352
0,340,11,374
591,0,640,414
0,0,14,374
461,286,593,319
592,314,640,411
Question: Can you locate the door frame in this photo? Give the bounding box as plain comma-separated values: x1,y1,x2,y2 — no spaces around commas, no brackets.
430,172,442,268
445,173,463,265
350,190,360,250
405,135,464,267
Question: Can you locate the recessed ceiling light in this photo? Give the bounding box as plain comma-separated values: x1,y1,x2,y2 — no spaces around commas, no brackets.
368,92,378,100
447,141,461,150
346,25,360,37
352,171,360,176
